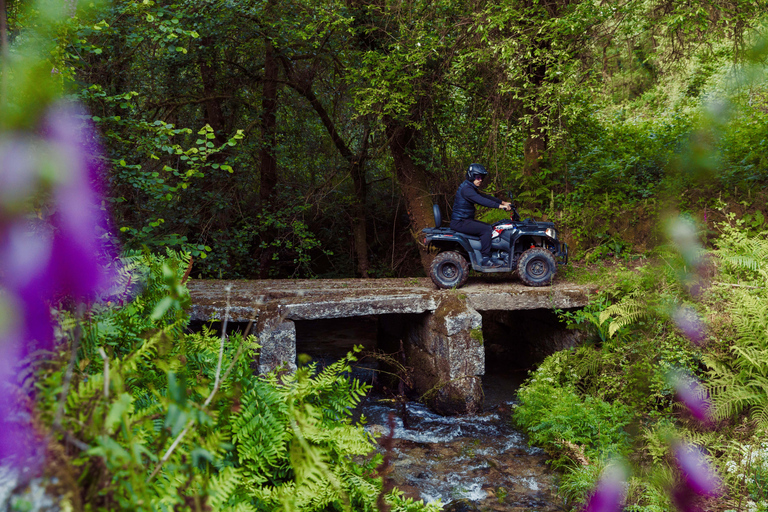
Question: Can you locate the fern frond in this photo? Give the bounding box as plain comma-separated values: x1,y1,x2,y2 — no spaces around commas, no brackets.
208,466,241,509
599,299,654,338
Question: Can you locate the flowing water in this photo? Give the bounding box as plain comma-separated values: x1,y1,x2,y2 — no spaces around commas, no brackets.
294,317,563,511
362,398,560,511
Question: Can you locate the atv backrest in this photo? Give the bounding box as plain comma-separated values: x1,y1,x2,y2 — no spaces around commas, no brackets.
433,204,442,228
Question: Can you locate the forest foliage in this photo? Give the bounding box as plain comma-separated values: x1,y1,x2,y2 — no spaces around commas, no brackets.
5,0,767,278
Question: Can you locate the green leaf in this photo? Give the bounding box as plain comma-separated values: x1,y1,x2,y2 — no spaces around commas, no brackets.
105,393,133,434
191,447,214,466
150,296,175,320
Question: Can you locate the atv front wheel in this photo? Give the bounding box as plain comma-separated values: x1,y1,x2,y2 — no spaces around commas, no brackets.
430,251,470,289
518,247,556,287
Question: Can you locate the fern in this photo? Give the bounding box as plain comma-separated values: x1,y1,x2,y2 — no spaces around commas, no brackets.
34,250,437,512
600,297,656,338
208,466,242,509
706,229,768,428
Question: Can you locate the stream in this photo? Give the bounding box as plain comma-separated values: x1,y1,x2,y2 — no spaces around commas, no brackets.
294,317,563,511
362,397,559,511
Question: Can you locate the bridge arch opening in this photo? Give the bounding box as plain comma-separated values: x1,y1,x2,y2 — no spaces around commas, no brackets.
188,307,587,414
294,316,381,383
480,308,584,408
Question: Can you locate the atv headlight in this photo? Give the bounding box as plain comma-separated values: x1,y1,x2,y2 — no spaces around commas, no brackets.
545,227,558,239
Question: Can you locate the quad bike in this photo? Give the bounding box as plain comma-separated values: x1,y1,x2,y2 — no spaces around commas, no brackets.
422,193,568,289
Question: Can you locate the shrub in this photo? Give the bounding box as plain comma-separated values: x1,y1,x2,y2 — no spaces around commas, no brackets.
513,353,634,469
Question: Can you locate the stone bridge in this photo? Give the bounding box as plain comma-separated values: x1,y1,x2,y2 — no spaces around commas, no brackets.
188,277,596,415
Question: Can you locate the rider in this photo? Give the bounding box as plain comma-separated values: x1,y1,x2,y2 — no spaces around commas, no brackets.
450,163,512,268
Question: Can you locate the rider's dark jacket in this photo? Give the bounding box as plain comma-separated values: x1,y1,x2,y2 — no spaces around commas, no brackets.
451,179,502,222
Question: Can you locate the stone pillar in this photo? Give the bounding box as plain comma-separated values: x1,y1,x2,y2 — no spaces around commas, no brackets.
255,306,297,374
405,295,485,415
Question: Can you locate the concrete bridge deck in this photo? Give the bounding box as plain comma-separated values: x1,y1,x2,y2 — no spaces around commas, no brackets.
188,277,595,321
188,277,597,415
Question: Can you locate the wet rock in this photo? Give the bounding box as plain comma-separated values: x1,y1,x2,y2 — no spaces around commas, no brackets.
444,498,481,512
0,466,61,512
364,400,561,511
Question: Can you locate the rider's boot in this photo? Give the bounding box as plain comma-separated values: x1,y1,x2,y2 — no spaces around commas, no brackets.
481,257,501,268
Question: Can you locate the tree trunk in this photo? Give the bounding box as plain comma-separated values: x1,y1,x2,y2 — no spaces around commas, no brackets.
258,37,279,278
198,36,227,146
0,0,7,57
349,143,370,278
0,0,8,102
523,109,547,177
522,57,549,178
384,117,434,272
260,41,278,204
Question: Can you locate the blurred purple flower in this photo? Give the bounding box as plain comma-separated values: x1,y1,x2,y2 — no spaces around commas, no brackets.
0,101,115,465
0,138,37,208
672,375,712,425
0,328,36,465
0,223,56,349
582,465,626,512
44,103,113,299
672,306,706,345
667,217,704,269
672,443,721,512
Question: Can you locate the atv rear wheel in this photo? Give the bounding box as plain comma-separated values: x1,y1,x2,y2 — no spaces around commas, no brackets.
430,251,470,289
518,247,556,287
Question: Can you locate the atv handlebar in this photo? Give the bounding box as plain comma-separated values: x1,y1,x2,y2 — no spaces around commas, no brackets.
507,191,521,221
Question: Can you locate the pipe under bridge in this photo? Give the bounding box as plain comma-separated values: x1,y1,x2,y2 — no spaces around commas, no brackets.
188,277,596,415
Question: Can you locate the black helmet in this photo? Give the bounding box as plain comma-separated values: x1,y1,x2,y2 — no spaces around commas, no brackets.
466,163,488,181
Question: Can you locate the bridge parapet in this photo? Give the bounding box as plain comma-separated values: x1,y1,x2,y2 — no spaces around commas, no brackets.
188,278,596,414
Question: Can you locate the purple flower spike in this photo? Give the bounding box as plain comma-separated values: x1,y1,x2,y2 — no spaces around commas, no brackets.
0,100,116,471
667,217,704,269
43,103,114,299
0,298,39,466
673,376,712,425
0,138,38,207
672,306,706,345
0,222,56,350
582,465,626,512
673,444,722,496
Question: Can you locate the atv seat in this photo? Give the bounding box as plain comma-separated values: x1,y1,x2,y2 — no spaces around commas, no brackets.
433,204,442,228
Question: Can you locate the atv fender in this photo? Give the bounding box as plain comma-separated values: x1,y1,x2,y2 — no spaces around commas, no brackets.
426,233,475,256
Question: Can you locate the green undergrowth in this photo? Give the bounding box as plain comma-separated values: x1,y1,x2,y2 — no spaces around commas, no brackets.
36,250,438,512
513,219,768,511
